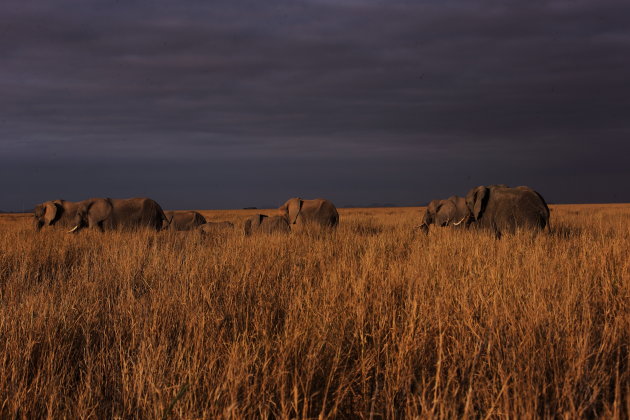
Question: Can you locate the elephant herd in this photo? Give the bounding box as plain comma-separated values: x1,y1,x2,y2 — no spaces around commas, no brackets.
32,197,340,235
32,185,550,238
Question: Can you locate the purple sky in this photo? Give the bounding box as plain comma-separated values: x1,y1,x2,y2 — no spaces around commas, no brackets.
1,0,629,210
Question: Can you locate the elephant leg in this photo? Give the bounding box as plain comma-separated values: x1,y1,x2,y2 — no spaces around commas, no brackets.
89,218,105,233
492,222,502,239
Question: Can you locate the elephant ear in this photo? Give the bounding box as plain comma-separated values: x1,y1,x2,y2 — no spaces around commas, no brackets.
44,202,60,225
90,198,113,222
427,200,439,215
288,198,303,225
433,202,444,223
467,186,489,220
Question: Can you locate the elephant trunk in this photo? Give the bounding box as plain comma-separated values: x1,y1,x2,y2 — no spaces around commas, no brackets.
417,223,429,235
418,210,431,234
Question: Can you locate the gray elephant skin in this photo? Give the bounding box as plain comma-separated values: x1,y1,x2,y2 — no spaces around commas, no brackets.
164,210,206,231
244,214,290,236
33,199,81,231
278,198,339,229
69,197,168,232
465,185,550,236
419,195,469,233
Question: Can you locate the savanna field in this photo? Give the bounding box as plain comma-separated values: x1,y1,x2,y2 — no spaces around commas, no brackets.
0,205,628,418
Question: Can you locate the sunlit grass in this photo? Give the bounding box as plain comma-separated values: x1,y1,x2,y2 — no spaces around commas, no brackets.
0,204,628,418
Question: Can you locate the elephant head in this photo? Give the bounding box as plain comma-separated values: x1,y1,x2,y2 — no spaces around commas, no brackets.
420,200,440,226
33,200,79,231
69,198,112,233
33,201,60,230
279,197,303,225
418,200,439,234
419,195,469,233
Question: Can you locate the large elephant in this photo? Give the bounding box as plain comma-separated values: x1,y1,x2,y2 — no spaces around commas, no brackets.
419,195,469,233
244,214,290,236
278,198,339,230
68,197,167,232
164,211,206,231
465,185,550,237
33,199,81,231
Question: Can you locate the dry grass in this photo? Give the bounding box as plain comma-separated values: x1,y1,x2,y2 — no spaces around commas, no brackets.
0,204,628,418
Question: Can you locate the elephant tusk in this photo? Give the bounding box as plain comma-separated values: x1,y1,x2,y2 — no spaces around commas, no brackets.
67,225,80,233
452,216,467,226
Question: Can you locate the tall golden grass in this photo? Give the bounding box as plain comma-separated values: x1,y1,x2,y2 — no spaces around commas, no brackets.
0,204,628,418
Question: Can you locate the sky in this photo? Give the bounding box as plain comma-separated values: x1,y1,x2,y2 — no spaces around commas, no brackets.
1,0,629,210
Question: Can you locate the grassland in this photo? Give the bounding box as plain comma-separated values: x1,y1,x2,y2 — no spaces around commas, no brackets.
0,205,628,418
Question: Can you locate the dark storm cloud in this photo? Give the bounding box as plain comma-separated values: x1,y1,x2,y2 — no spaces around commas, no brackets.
1,0,629,207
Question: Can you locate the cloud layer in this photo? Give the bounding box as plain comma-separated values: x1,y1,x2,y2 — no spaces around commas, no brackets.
1,0,629,206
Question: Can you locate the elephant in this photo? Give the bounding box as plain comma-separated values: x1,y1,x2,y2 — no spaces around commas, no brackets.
198,221,235,234
33,199,81,231
68,197,168,232
465,185,550,237
419,195,469,233
164,211,206,231
243,214,290,236
278,198,339,230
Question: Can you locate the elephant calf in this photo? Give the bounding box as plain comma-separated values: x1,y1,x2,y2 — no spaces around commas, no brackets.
164,210,207,231
244,214,290,236
465,184,550,237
